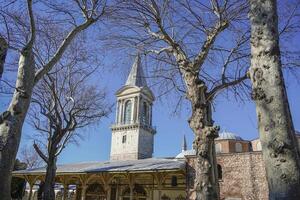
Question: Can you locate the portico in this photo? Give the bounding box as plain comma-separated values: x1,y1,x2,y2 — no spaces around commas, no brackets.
13,158,186,200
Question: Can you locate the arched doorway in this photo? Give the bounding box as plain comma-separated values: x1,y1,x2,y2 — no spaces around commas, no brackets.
86,183,106,200
122,184,147,200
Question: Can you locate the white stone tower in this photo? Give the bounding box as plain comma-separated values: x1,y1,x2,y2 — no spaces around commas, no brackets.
110,55,156,161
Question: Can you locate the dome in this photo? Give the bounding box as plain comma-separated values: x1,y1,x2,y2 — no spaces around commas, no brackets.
175,149,196,159
216,131,243,141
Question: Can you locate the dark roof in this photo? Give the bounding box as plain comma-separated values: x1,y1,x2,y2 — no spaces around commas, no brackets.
13,158,185,175
125,55,147,87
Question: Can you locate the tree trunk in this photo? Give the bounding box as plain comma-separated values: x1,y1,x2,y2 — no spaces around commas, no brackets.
0,48,35,200
43,152,57,200
249,0,300,199
0,36,8,79
184,71,219,200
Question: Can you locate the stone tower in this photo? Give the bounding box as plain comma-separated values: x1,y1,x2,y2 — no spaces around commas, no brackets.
110,55,156,161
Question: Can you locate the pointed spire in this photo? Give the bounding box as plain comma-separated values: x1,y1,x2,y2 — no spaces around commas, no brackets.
125,54,147,87
182,135,187,152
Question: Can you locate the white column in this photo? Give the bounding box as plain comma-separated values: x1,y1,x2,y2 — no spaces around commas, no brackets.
115,101,119,124
133,96,138,123
28,183,33,200
81,184,87,200
129,185,134,200
137,96,140,122
120,100,124,124
149,104,152,126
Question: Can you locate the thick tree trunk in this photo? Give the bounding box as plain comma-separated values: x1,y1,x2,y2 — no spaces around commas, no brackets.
184,71,219,200
43,152,57,200
249,0,300,199
0,48,35,200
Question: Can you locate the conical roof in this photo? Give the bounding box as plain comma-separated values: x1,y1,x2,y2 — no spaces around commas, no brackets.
125,54,147,87
182,135,187,152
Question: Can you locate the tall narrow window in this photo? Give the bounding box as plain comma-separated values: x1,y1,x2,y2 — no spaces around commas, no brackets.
141,102,148,125
235,143,242,152
124,100,132,124
215,143,222,153
122,135,127,144
217,164,222,180
171,176,178,186
256,141,262,151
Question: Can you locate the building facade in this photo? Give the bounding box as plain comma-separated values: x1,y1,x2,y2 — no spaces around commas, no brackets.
13,56,300,200
110,55,156,161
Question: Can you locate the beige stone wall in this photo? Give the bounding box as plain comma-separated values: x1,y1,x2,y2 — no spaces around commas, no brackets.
138,129,154,158
186,152,269,200
110,129,140,160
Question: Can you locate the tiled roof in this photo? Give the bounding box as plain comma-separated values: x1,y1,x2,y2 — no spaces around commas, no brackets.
13,158,185,175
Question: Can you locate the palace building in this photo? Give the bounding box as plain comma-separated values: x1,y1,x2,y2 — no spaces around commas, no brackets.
13,56,300,200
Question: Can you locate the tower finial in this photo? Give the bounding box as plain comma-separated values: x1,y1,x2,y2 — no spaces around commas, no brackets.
182,135,187,152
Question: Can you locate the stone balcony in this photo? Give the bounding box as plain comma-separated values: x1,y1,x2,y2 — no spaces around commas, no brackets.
111,121,156,134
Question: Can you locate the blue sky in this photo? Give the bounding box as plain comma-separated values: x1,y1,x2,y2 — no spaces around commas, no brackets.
0,0,299,165
14,55,300,164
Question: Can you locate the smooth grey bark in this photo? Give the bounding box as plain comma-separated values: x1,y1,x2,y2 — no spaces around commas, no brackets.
0,41,35,200
249,0,300,199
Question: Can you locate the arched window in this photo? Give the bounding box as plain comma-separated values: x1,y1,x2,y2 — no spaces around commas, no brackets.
217,164,222,180
124,100,132,124
171,176,178,187
235,143,242,152
141,102,148,125
215,143,222,153
122,184,147,200
175,195,185,200
86,183,106,199
161,194,171,200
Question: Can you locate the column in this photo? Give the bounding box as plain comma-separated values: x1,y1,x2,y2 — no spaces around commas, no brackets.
75,186,81,200
115,100,119,124
158,189,161,200
63,184,69,200
106,186,111,200
133,96,137,122
136,96,140,122
129,185,134,200
81,184,87,200
116,182,119,200
28,183,33,200
149,104,152,126
120,99,124,124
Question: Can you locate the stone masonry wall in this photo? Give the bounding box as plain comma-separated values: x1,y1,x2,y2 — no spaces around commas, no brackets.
186,152,269,200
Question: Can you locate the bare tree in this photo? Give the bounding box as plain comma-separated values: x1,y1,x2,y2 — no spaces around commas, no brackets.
29,62,111,200
0,0,107,199
248,0,300,199
102,1,250,199
19,145,44,169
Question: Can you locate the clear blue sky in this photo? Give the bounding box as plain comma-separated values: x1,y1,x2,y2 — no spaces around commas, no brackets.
0,0,299,164
13,55,300,164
